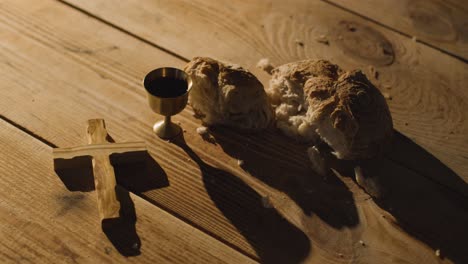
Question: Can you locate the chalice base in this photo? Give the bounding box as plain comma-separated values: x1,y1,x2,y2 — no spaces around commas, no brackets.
153,119,181,139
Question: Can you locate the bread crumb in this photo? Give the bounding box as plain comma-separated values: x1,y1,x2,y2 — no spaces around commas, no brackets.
295,39,304,47
196,126,209,135
412,36,418,42
183,129,187,133
104,247,112,255
435,249,441,257
382,92,392,100
256,58,274,74
237,159,244,166
131,242,139,250
346,24,356,32
383,84,392,90
368,65,379,79
261,195,273,208
186,158,191,162
316,35,329,45
177,121,181,125
359,240,365,246
338,253,343,258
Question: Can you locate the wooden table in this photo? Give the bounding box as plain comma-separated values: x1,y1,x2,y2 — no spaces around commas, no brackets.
1,0,467,263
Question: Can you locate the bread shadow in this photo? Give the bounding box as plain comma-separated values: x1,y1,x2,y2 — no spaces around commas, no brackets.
208,126,359,229
192,125,468,263
374,131,468,263
171,134,310,264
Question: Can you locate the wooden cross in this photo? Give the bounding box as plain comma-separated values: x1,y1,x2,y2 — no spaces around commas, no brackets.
53,119,146,222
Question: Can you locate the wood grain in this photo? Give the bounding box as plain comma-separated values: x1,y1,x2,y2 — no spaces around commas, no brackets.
0,0,259,259
63,0,468,193
53,119,147,221
0,119,256,264
326,0,468,60
0,0,467,263
53,142,147,160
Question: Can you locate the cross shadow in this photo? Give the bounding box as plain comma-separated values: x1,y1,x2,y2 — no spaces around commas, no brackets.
102,185,141,256
170,134,311,264
54,144,168,257
207,126,359,229
111,151,169,194
374,131,468,263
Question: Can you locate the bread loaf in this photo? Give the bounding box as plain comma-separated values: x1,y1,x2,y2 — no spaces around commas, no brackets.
184,57,273,130
268,59,393,198
267,59,393,160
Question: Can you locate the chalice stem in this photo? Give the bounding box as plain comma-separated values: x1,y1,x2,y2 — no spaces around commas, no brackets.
153,115,181,139
165,116,171,125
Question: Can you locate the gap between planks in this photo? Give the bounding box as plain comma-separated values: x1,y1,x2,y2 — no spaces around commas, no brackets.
56,0,190,63
321,0,468,64
58,0,468,65
18,0,468,198
0,114,57,148
0,1,464,262
0,114,260,262
0,118,258,263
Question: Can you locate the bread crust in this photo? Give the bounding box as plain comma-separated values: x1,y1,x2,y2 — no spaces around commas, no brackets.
184,57,273,130
267,59,393,160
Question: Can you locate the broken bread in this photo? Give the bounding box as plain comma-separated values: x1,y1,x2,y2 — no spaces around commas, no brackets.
267,59,393,198
267,60,343,142
184,57,273,130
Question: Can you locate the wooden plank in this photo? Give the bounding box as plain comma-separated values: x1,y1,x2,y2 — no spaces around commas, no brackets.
202,127,468,263
53,119,147,222
0,120,256,264
0,0,277,260
53,142,147,160
0,0,467,263
325,0,468,60
63,0,468,194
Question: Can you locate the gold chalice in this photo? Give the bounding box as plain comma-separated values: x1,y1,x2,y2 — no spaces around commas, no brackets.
143,67,192,139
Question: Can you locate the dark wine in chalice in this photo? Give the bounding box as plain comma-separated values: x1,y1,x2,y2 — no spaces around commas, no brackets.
143,68,192,139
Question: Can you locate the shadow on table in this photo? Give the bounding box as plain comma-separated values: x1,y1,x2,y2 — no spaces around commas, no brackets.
208,126,359,229
208,126,468,263
171,134,310,264
375,131,468,263
102,185,141,256
111,151,169,194
54,144,168,257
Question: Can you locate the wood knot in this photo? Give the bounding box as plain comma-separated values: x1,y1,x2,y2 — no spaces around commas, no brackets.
407,0,457,42
335,21,394,66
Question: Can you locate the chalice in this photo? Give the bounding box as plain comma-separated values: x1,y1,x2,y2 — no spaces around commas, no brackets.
143,67,192,139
